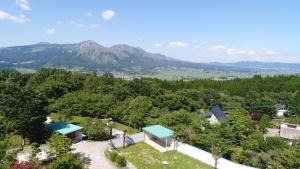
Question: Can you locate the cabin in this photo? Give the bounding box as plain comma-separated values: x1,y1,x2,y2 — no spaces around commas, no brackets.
205,105,228,124
275,104,287,117
279,123,300,143
46,122,83,143
143,125,174,152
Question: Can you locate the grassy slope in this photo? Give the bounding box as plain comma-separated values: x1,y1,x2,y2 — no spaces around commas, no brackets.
50,113,139,134
112,122,140,134
120,142,213,169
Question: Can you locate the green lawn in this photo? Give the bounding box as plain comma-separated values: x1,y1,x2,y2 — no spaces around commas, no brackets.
112,122,140,134
120,142,213,169
51,113,139,134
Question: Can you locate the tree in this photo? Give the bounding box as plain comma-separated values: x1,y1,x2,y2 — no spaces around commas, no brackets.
241,131,264,151
290,91,300,115
124,96,153,128
47,133,72,157
259,114,270,133
82,118,110,140
228,109,254,142
48,154,83,169
0,82,48,143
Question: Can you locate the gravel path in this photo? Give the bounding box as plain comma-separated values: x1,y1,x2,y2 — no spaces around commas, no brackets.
72,141,117,169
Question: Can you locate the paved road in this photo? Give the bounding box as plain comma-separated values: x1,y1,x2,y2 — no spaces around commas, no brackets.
72,141,117,169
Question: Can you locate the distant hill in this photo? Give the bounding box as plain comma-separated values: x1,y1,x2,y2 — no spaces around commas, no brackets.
209,61,300,71
0,41,299,79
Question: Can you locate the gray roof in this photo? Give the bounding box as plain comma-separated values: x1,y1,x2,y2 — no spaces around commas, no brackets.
275,104,286,110
206,105,228,123
280,123,300,140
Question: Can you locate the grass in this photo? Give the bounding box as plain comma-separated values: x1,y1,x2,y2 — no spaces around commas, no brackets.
120,142,213,169
51,113,139,134
112,122,139,134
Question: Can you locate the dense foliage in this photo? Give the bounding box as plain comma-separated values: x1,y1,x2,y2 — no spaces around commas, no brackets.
1,69,300,168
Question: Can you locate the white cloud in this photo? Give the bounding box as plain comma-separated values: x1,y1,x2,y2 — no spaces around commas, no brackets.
154,43,163,48
90,24,100,28
76,23,84,28
86,12,93,17
0,10,29,23
210,45,226,50
102,10,115,20
56,20,64,25
69,20,76,25
16,0,30,11
45,28,55,35
265,50,276,55
168,41,189,48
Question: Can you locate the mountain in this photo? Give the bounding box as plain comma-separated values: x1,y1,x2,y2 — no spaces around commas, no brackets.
0,41,236,72
0,41,299,79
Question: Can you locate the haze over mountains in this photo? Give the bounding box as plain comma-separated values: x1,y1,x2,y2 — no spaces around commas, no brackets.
0,41,299,80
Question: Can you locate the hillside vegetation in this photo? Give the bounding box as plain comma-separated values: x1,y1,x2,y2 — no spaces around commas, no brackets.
1,68,300,168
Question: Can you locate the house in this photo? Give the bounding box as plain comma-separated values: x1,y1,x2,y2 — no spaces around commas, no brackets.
142,125,174,152
205,105,228,124
275,104,287,117
46,122,83,142
279,123,300,143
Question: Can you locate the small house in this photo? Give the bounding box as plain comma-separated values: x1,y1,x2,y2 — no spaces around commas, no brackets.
143,125,174,152
205,105,228,124
279,123,300,143
275,104,287,117
46,122,83,142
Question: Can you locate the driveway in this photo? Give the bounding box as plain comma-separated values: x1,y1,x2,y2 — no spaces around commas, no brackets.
72,141,117,169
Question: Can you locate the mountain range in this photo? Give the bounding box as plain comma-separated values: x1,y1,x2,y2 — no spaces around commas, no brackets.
0,41,299,80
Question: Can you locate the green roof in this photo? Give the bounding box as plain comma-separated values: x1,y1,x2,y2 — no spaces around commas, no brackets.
46,122,83,135
142,125,174,138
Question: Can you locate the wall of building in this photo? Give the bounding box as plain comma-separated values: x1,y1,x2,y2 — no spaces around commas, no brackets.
176,141,257,169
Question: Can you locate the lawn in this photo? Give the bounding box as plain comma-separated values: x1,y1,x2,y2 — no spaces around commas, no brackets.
51,113,139,134
120,142,213,169
112,122,140,134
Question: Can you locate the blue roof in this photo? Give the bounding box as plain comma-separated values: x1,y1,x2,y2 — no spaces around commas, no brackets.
142,125,174,138
211,105,228,122
46,122,83,135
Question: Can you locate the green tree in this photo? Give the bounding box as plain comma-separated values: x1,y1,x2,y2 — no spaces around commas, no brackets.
0,82,48,143
47,133,72,157
259,114,270,133
48,154,83,169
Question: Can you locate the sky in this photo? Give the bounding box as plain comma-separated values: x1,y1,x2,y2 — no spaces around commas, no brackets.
0,0,300,63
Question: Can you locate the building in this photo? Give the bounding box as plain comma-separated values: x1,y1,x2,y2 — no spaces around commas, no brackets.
142,125,174,152
275,104,287,117
205,105,228,124
46,122,83,142
279,123,300,143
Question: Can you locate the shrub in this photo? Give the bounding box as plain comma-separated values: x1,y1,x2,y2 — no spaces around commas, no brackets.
10,160,40,169
107,151,126,167
48,154,82,169
109,151,118,162
115,155,126,167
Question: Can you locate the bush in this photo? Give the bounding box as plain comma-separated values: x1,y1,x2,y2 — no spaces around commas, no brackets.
48,154,83,169
108,151,118,162
10,160,40,169
107,151,126,167
115,155,126,167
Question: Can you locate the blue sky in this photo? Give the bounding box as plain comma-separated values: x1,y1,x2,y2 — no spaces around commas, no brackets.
0,0,300,63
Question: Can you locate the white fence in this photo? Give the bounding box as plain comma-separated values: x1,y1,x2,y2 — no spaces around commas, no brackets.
112,132,144,148
176,142,257,169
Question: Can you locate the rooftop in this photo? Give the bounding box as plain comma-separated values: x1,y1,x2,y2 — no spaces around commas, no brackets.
142,125,174,139
206,105,228,123
45,122,83,135
280,123,300,140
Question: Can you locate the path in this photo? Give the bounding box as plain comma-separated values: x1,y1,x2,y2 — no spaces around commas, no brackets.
72,141,117,169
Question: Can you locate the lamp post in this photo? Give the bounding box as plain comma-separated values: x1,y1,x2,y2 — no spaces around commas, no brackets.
162,161,169,169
